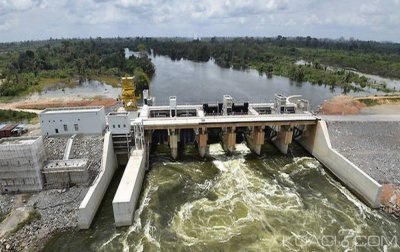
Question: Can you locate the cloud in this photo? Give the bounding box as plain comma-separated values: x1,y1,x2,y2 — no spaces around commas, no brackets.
1,0,37,10
0,0,399,42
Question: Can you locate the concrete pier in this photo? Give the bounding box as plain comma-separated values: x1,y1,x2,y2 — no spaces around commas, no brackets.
63,134,76,160
297,120,382,208
169,129,178,159
197,129,208,158
112,149,146,227
246,126,265,155
222,127,236,153
272,126,293,154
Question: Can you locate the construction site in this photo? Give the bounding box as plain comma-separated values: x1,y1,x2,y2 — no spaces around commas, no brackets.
0,76,399,251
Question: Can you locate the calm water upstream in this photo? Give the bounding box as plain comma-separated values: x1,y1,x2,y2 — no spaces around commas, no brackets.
29,54,378,109
148,55,373,108
42,55,399,251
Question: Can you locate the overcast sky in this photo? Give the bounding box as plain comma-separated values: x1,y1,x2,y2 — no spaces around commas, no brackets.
0,0,399,42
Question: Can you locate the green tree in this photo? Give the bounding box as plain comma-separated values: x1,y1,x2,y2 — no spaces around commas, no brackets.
134,67,150,95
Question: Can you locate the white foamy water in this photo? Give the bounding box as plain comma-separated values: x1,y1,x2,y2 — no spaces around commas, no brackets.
43,142,400,252
171,144,306,247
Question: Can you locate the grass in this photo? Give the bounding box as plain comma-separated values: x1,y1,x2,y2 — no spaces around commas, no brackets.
0,74,120,103
10,210,41,235
0,109,37,123
357,95,400,106
0,95,17,103
0,211,10,224
23,77,71,95
90,74,121,87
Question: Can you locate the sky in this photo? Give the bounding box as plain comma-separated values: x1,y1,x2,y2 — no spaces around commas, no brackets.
0,0,399,43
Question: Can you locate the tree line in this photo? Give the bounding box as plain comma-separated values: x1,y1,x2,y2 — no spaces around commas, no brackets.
0,38,155,97
1,36,399,97
144,37,400,92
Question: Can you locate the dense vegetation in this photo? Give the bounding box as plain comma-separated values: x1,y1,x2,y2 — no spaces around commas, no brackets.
0,109,37,122
1,36,399,98
145,37,400,92
0,38,154,97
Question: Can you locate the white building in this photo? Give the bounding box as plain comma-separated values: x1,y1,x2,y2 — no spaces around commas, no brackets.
39,106,106,136
0,137,47,193
106,112,131,134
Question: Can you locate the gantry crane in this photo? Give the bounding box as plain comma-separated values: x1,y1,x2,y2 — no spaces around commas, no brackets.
120,76,141,111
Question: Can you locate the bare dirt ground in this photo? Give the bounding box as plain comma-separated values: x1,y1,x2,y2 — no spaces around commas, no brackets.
319,95,400,115
0,96,118,112
360,104,400,115
381,184,400,217
318,95,366,115
0,194,31,238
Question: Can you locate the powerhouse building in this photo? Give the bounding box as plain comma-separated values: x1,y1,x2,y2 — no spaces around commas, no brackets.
39,106,106,136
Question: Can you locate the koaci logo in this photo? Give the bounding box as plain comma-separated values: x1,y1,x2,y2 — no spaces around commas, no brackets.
282,229,399,250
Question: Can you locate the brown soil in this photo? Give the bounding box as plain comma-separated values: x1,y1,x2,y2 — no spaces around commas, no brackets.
0,194,32,238
318,95,366,115
1,97,118,111
381,184,400,217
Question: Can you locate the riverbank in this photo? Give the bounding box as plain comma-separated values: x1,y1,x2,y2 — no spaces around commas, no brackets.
318,95,400,115
326,120,400,217
0,96,118,112
0,135,104,251
0,187,88,251
0,76,121,104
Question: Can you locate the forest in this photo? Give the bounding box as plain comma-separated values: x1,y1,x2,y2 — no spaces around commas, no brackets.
0,38,154,97
145,37,400,92
1,36,399,98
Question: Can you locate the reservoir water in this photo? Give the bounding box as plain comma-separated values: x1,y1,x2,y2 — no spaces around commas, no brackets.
29,54,378,109
148,55,372,109
42,55,400,251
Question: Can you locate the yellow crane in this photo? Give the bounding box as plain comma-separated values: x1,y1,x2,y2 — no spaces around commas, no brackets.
120,76,141,111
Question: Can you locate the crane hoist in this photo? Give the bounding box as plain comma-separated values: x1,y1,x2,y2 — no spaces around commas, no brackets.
120,76,141,111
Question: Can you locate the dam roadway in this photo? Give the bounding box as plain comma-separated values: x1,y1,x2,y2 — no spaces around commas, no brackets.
141,113,318,129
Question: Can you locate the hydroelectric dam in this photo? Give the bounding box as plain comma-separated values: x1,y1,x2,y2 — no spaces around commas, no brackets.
63,92,383,229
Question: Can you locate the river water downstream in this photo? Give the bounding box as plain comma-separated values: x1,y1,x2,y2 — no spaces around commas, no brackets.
42,56,400,251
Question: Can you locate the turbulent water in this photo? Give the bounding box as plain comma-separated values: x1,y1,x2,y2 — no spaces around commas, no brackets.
42,53,399,251
43,143,400,251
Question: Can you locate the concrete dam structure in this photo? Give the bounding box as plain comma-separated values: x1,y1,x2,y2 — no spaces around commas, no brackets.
73,93,383,229
0,92,379,230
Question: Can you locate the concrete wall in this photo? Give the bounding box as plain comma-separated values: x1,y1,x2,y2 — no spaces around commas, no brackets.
78,132,117,229
43,159,90,188
45,171,89,187
107,112,131,134
297,120,382,208
0,137,46,193
112,149,146,227
39,107,106,136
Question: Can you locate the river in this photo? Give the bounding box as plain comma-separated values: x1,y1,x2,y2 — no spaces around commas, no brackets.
42,55,400,251
29,54,379,109
148,55,374,109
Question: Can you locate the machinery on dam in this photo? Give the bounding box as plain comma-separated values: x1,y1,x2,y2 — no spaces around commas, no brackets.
120,76,141,111
108,92,313,161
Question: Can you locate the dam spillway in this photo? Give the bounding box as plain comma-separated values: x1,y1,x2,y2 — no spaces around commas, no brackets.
76,93,382,229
